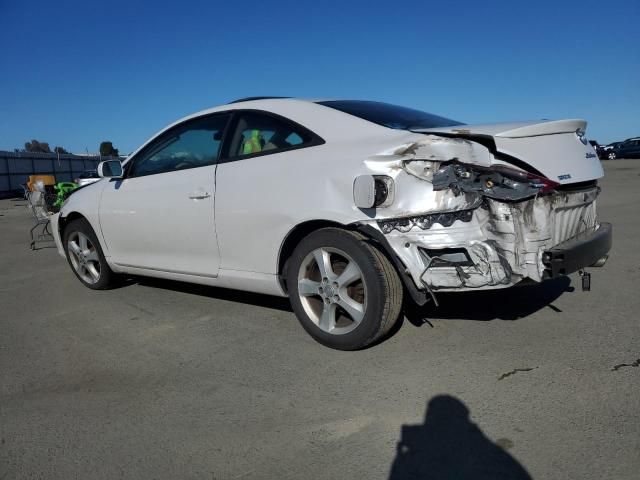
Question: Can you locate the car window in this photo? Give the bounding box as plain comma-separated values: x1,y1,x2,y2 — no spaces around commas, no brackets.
317,100,463,130
226,112,315,159
129,114,230,177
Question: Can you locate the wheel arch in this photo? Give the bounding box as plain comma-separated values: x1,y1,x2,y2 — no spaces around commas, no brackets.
277,219,364,294
276,219,429,306
58,211,88,238
277,220,346,293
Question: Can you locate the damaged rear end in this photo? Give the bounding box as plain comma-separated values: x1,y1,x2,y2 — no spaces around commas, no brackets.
355,119,612,297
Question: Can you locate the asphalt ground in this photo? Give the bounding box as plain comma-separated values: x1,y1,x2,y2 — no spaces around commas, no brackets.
1,159,639,479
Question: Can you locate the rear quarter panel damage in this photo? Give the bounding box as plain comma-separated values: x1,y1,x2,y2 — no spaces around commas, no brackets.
355,136,600,291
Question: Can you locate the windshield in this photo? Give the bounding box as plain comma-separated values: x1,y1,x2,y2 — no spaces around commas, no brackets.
317,100,464,130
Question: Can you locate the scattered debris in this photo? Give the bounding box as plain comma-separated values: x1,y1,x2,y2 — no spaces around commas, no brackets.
498,367,538,381
611,359,640,372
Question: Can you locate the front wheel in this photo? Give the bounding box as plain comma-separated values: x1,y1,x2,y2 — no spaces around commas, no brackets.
63,218,119,289
287,228,403,350
608,151,616,160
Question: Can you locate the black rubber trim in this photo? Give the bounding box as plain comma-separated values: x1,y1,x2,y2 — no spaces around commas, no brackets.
555,180,598,192
542,222,612,279
228,96,290,104
356,224,429,306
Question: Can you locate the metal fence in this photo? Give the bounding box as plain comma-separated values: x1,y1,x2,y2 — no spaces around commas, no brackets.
0,151,120,196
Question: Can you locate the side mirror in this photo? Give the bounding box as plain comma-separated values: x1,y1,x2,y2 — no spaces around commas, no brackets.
97,160,123,179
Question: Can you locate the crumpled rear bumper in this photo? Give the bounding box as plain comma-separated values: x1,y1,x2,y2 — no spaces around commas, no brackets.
542,222,612,278
361,186,608,293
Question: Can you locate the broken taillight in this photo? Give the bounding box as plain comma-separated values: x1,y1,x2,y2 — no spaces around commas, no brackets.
432,162,560,201
523,172,560,193
489,165,560,194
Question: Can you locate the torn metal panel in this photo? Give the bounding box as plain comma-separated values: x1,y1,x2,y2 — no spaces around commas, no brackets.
364,135,492,177
359,138,494,219
392,135,492,166
355,132,602,293
359,169,483,220
419,239,514,290
377,212,517,291
360,186,600,292
412,118,604,184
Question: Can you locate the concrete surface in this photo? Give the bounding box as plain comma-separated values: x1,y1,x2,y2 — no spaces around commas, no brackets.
1,160,639,480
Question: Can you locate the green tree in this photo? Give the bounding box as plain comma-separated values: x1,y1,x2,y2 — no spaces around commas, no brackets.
54,146,69,154
99,141,119,157
24,139,51,153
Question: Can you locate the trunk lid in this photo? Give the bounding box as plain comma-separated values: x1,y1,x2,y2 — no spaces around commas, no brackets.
413,119,604,184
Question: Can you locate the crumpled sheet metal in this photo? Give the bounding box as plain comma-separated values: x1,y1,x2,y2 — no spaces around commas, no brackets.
358,136,599,291
361,137,493,219
420,239,514,290
371,189,600,291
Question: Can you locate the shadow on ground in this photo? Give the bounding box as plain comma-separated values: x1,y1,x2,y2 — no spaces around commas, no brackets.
128,275,573,326
405,276,573,325
132,277,293,312
389,395,531,480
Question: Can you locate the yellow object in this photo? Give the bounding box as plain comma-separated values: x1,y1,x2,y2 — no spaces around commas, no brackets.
27,175,56,192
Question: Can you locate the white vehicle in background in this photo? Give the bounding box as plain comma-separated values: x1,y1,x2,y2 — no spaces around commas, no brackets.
51,98,612,350
73,169,101,187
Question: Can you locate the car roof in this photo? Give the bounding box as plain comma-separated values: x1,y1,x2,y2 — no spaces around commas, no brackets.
125,98,413,163
160,98,410,139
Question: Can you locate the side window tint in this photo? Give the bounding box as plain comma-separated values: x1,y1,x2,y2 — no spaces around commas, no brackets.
227,112,314,158
130,114,229,177
285,132,303,145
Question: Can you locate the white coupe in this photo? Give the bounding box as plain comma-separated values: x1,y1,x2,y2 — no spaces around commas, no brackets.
51,98,612,349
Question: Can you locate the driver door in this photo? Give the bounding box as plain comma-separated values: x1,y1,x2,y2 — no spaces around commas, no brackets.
99,113,230,277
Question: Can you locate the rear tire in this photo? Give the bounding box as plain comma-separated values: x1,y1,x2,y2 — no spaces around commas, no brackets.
63,218,119,290
287,228,403,350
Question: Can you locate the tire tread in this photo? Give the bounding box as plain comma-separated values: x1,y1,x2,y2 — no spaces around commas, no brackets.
287,227,403,349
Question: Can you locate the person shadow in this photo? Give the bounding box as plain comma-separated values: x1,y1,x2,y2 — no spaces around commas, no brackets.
389,395,532,480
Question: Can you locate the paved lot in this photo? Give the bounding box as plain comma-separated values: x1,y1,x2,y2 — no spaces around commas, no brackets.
1,160,639,479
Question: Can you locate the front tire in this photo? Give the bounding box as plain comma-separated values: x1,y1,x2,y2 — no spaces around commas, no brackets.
608,151,616,160
63,218,118,290
287,228,403,350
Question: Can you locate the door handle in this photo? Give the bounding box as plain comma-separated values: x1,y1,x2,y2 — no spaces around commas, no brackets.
188,191,211,199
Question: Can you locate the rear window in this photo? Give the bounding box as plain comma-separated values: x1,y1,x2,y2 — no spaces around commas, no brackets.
317,100,464,130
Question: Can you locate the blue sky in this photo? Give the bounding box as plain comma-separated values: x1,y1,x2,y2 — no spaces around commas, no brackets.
1,0,638,153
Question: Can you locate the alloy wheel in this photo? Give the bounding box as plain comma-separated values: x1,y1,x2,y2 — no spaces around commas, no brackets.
297,247,367,335
67,231,101,284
